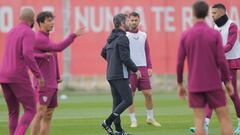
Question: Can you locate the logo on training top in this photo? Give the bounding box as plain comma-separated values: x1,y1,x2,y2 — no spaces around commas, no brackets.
43,96,48,102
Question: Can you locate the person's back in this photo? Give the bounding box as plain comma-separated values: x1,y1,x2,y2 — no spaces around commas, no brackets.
176,1,233,135
181,22,226,92
0,22,37,83
0,8,44,135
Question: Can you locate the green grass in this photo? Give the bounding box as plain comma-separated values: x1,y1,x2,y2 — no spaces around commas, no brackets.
0,91,237,135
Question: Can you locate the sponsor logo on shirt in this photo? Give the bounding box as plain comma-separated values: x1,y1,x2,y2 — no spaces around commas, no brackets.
43,96,48,103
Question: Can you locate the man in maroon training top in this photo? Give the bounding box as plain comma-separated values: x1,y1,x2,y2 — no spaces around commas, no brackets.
30,11,84,135
177,1,233,135
0,8,44,135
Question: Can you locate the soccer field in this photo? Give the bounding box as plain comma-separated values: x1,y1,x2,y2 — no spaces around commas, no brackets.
0,90,237,135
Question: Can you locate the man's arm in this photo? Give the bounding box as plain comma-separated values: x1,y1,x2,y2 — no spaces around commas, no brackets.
176,34,187,100
176,35,186,84
145,38,153,77
216,32,233,96
33,52,51,58
35,27,84,52
216,32,231,82
224,23,238,52
118,36,138,73
101,44,107,60
35,33,77,52
145,39,152,69
23,31,43,79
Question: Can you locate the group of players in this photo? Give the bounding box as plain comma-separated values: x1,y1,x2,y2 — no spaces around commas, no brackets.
101,1,240,135
0,0,240,135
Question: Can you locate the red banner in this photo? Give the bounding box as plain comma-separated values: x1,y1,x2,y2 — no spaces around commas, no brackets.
0,0,239,75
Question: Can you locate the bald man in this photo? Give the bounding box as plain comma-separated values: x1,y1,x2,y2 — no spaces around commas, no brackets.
0,8,44,135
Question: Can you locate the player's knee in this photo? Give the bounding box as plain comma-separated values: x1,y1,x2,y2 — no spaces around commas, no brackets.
44,113,53,121
125,96,133,106
9,109,19,117
143,91,152,97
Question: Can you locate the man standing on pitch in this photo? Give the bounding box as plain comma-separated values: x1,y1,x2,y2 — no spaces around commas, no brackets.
177,1,234,135
0,8,44,135
30,11,84,135
126,11,160,128
101,13,141,135
190,3,240,134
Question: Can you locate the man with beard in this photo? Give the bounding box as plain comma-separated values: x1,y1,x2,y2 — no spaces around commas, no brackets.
0,8,44,135
101,13,141,135
126,12,161,128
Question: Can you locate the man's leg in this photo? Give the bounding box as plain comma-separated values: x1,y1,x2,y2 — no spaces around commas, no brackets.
193,108,207,135
228,70,240,133
215,106,233,135
189,105,212,133
142,90,160,127
1,84,20,135
30,104,47,135
128,94,137,128
10,83,37,135
40,108,55,135
39,90,58,135
113,79,132,134
102,80,120,135
128,74,138,127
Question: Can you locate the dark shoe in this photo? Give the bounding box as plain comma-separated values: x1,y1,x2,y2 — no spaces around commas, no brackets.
114,130,132,135
101,121,114,135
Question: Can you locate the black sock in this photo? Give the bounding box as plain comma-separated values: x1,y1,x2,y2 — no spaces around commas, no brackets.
105,113,119,125
114,117,123,132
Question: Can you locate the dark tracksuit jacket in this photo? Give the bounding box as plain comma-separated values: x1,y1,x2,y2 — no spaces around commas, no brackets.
101,28,138,80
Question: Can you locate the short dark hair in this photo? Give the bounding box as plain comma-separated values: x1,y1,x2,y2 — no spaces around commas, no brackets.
129,11,140,18
192,1,209,19
113,13,127,28
36,11,55,26
212,3,226,11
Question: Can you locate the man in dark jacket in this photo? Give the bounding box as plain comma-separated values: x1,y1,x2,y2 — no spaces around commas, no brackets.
101,13,141,135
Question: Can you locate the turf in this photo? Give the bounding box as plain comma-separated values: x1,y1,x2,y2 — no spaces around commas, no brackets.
0,91,237,135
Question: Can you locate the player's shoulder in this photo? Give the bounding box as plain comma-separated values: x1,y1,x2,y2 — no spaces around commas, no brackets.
229,21,238,29
117,33,129,43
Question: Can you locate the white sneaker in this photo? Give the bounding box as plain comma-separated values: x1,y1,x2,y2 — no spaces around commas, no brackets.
130,121,137,128
146,119,161,127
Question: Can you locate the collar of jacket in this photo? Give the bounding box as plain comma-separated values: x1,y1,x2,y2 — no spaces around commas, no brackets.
215,14,228,27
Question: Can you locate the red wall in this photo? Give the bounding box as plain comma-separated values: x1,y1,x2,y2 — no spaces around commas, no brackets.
0,0,239,75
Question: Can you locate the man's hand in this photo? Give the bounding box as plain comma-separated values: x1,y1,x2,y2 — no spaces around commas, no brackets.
178,83,187,100
148,69,153,77
57,79,63,84
74,27,85,36
225,81,234,96
38,78,45,88
135,70,142,79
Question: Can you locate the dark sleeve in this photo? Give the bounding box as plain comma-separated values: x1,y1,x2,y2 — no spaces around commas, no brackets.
118,36,138,72
101,44,107,60
224,23,238,53
176,34,186,84
35,33,77,52
216,32,231,82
